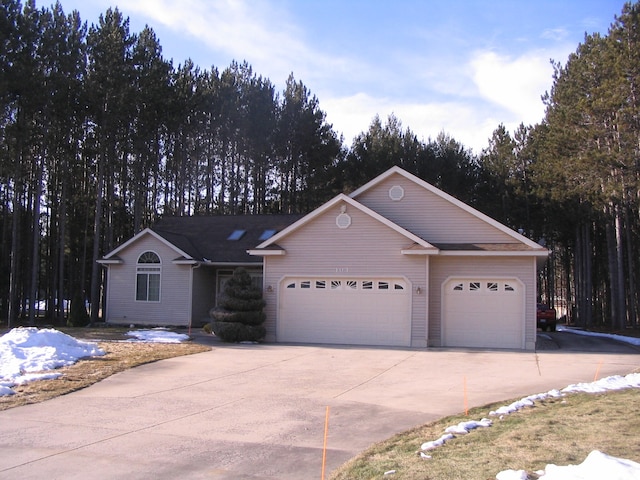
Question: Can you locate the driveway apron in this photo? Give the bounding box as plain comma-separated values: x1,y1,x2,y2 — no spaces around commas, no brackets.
0,343,638,479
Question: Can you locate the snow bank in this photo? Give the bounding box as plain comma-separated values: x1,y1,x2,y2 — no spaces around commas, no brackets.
489,390,563,416
563,372,640,394
558,326,640,346
0,327,105,396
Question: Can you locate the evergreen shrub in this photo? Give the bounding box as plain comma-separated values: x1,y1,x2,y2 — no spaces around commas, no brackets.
209,267,266,342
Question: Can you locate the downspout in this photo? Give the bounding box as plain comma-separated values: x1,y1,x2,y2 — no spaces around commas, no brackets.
425,256,430,348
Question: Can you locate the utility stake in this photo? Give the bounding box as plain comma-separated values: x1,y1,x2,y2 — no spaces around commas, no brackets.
321,406,330,480
594,359,604,382
464,376,469,416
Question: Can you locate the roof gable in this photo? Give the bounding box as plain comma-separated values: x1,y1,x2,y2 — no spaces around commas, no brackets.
100,228,193,262
253,194,438,252
350,166,545,250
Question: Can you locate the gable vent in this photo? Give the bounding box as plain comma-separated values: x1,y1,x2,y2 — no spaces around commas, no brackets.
336,213,351,229
389,185,404,201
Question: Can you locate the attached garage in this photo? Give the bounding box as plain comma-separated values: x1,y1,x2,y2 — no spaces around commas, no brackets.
278,277,411,346
442,278,524,349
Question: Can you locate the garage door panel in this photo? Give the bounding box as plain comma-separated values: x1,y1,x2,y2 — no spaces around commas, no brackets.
443,279,523,349
278,278,411,346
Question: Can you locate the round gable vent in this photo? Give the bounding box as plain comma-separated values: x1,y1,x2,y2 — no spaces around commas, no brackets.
336,212,351,229
389,185,404,201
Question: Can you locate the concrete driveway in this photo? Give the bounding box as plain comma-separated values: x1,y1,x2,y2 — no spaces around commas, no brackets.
0,337,638,480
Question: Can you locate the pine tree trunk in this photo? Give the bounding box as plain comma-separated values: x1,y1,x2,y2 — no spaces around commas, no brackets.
90,156,104,323
28,160,43,326
624,206,638,326
614,204,626,329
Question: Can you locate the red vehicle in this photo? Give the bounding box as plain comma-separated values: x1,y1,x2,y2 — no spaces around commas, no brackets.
537,303,557,331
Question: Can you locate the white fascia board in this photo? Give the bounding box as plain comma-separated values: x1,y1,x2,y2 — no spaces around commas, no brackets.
102,228,194,261
254,193,436,250
96,258,123,264
350,166,545,251
172,259,199,265
438,250,550,257
247,249,286,256
400,248,439,255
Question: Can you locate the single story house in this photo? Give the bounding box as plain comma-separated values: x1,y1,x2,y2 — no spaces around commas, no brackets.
97,214,304,328
99,166,548,349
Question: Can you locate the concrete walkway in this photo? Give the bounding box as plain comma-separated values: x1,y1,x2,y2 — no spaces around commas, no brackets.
0,340,638,479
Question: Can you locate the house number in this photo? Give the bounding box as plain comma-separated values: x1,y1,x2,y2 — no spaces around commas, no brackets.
335,267,349,273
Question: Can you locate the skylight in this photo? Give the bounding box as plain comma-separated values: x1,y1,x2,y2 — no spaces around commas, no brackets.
227,229,246,241
259,229,277,241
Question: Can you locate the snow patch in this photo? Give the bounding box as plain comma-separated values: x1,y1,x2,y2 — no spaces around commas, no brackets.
126,328,189,343
497,450,640,480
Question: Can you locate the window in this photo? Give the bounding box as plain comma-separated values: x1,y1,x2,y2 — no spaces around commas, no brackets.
453,283,464,291
378,281,389,290
469,282,481,291
259,229,277,241
331,280,342,289
363,280,373,290
227,229,246,240
346,280,357,289
487,282,498,292
301,281,311,289
136,252,161,302
505,284,515,292
315,280,326,289
394,283,405,290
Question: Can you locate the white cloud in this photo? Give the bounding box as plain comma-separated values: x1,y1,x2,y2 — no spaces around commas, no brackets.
322,93,496,153
115,0,357,89
470,50,551,124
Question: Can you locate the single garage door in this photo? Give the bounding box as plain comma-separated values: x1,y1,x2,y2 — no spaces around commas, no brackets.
278,277,411,346
443,278,523,349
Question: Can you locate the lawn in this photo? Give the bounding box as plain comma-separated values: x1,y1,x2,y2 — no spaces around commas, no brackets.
329,387,640,479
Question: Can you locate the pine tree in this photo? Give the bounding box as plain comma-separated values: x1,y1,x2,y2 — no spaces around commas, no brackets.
209,268,266,342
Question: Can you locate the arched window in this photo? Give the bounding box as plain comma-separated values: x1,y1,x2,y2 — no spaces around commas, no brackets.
136,251,161,302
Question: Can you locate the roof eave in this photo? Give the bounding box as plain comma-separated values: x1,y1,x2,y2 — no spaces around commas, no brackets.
438,250,549,257
401,248,440,255
247,249,286,256
96,258,123,265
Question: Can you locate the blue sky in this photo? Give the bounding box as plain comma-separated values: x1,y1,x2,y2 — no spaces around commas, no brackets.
40,0,623,152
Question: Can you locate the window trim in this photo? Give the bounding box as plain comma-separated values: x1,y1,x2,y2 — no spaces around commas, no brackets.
135,251,161,302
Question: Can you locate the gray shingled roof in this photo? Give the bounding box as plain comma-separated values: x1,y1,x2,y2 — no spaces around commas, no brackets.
152,214,304,264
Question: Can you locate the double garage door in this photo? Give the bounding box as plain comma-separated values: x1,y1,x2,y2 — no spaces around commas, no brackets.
278,277,411,346
443,278,524,349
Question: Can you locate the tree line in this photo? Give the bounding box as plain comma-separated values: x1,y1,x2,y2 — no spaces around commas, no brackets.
1,0,638,332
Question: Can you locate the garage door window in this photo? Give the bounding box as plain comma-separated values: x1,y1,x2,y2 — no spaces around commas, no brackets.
449,281,518,293
285,279,406,292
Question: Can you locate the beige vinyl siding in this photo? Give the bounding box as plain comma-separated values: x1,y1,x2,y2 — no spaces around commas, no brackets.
428,256,536,349
262,201,428,347
354,172,517,244
105,235,192,326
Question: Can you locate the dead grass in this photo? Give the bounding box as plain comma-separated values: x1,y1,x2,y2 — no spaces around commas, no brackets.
0,328,210,411
329,388,640,480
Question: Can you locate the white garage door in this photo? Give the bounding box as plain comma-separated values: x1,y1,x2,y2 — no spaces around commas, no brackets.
443,278,523,349
278,277,411,346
